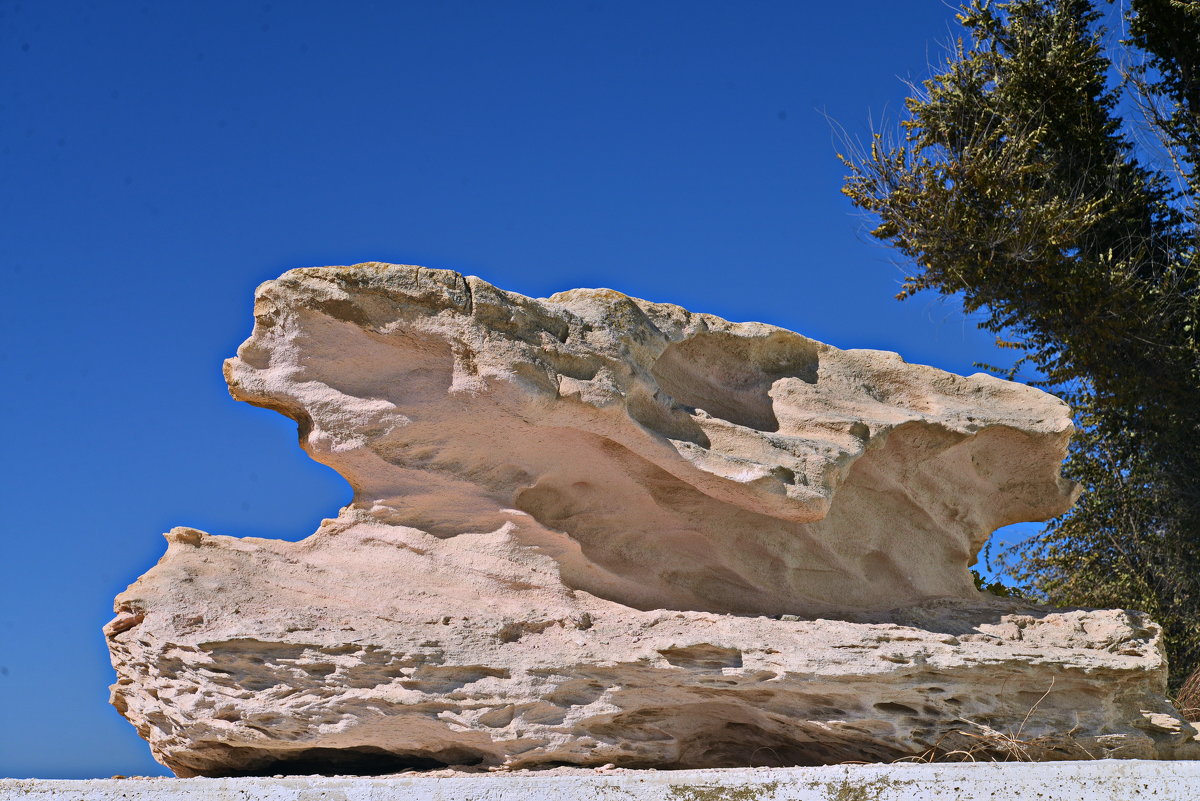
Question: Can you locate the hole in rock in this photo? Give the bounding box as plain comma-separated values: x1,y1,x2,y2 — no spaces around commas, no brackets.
213,745,485,777
974,522,1040,587
584,704,913,768
873,702,920,716
675,720,904,768
657,644,744,669
650,331,819,432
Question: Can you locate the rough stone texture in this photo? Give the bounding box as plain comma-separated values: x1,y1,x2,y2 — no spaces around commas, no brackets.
106,263,1200,777
6,762,1200,801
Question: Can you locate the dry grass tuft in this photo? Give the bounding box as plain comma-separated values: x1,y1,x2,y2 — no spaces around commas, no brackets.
889,679,1099,764
1176,664,1200,722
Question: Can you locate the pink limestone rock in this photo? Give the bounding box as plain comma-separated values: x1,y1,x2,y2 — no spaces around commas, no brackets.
105,263,1199,777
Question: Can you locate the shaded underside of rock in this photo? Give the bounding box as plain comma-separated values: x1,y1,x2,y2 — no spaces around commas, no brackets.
106,263,1198,775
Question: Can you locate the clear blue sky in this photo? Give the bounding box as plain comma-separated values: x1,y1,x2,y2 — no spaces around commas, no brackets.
1,1,1041,779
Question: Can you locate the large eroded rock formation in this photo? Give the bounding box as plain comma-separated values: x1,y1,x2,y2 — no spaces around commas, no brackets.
106,263,1199,776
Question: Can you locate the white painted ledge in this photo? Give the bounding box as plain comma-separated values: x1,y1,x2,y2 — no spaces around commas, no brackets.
3,761,1199,800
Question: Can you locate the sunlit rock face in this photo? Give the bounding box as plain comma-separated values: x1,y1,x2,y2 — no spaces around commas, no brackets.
106,263,1199,777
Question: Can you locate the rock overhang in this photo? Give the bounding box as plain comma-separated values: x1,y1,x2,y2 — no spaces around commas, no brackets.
223,263,1077,615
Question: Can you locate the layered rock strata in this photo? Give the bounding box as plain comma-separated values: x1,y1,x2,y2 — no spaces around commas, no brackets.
106,263,1199,776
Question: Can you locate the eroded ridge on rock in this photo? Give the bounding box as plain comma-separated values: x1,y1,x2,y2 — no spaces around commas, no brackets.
106,263,1199,776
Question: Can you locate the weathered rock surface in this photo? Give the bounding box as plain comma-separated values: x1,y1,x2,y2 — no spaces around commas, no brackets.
106,263,1199,776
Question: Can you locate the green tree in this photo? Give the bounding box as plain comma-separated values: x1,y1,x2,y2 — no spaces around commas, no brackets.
841,0,1200,687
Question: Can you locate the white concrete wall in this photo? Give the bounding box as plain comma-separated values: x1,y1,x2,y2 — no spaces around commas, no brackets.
3,761,1199,800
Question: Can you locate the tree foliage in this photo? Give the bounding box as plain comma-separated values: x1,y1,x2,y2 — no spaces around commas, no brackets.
841,0,1200,686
